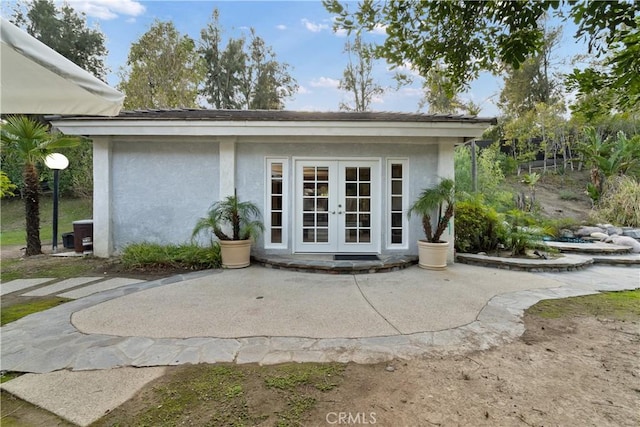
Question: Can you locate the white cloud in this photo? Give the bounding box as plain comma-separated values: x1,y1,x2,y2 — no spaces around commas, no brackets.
392,61,422,77
334,28,348,37
301,18,329,33
399,87,424,97
310,77,340,88
67,0,145,20
369,24,387,35
371,94,385,104
276,24,287,31
297,85,311,95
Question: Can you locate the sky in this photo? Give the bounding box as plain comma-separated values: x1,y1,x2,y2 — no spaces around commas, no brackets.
2,0,589,116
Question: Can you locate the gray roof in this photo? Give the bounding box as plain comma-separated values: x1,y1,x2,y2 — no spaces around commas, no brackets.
48,109,498,125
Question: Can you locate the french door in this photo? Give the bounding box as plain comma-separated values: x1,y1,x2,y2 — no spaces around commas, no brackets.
295,160,380,253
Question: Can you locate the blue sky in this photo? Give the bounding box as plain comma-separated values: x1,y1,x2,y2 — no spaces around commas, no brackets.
2,0,588,116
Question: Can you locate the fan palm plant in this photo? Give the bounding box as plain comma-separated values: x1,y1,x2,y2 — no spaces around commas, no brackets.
408,178,455,243
1,116,80,255
192,193,264,241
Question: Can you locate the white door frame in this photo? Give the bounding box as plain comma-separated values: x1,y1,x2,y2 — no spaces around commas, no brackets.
294,158,380,253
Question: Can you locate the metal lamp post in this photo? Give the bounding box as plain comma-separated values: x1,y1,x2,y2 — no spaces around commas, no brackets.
44,153,69,253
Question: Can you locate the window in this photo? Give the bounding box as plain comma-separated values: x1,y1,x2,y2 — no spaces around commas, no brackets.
387,159,408,248
266,158,288,248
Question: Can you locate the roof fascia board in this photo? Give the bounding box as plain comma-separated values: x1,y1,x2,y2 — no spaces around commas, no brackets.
51,119,489,139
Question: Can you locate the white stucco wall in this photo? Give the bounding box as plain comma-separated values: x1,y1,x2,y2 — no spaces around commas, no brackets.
235,141,439,256
110,138,219,252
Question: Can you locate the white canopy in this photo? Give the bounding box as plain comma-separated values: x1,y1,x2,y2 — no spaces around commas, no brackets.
0,17,124,116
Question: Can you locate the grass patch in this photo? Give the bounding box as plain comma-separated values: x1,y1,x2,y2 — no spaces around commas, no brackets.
96,363,346,427
121,242,221,270
0,257,98,282
1,196,92,247
264,363,344,392
0,372,23,384
527,290,640,321
1,297,71,326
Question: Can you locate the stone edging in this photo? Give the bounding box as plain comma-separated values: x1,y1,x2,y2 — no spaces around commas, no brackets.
456,253,594,272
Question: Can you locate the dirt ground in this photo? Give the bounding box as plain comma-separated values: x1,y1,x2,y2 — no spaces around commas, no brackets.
303,313,640,427
3,309,638,426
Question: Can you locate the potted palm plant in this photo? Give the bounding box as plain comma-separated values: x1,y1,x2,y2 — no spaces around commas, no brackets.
408,178,455,270
192,193,264,268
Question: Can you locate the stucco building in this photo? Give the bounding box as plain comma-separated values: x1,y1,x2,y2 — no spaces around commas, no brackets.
51,110,496,261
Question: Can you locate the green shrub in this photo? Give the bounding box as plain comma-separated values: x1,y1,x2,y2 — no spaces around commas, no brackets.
558,190,582,201
454,195,503,253
454,144,514,211
593,175,640,227
0,171,17,198
503,210,549,256
121,242,221,270
541,217,581,239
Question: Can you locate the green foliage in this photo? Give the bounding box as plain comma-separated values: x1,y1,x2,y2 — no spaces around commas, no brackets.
503,101,568,174
1,297,71,326
593,176,640,227
120,242,221,270
578,127,640,202
454,195,503,253
325,0,639,110
193,194,264,241
419,61,466,114
503,210,546,256
498,26,562,116
339,34,384,112
1,116,80,255
454,144,514,210
118,20,205,109
0,171,17,198
408,178,455,243
540,216,580,239
11,0,107,80
199,9,298,110
567,14,640,111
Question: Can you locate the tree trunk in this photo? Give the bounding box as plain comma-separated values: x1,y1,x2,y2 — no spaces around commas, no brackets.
23,162,42,256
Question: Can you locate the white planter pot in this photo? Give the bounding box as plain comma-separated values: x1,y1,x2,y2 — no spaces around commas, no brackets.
219,239,252,269
417,240,449,270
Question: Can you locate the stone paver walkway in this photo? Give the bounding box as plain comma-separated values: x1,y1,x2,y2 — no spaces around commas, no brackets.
1,265,638,374
0,278,55,296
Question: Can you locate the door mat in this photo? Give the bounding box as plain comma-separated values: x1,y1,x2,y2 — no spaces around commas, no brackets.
334,254,379,261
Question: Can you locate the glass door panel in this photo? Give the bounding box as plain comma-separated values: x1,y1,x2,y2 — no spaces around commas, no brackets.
341,166,372,245
296,160,379,253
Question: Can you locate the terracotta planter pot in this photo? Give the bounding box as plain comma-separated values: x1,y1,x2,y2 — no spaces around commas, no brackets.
417,240,449,270
219,239,252,268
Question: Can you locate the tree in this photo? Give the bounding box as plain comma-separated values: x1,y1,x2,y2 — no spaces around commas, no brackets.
118,21,204,109
419,62,465,114
242,29,298,109
567,13,640,111
1,116,79,256
325,0,640,110
199,10,297,110
11,0,107,80
499,26,562,116
338,34,384,111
